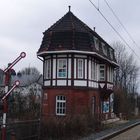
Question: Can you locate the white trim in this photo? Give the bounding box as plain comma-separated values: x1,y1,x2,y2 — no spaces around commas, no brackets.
77,59,84,78
37,50,118,66
2,113,6,127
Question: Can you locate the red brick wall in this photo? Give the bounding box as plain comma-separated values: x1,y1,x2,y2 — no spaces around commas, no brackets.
42,88,101,120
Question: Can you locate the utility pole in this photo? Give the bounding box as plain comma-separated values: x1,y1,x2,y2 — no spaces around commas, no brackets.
1,52,26,140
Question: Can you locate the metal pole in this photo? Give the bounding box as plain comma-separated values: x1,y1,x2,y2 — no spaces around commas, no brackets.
2,71,10,140
1,52,26,140
1,81,20,140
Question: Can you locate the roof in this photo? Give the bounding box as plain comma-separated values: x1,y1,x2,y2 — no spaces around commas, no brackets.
37,7,117,64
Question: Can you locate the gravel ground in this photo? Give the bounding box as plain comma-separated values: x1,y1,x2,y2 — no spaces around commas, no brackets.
110,125,140,140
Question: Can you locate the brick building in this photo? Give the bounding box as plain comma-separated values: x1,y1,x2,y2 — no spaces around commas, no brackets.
37,7,118,120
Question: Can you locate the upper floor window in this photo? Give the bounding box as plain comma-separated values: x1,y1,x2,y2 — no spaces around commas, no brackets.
91,61,97,80
94,37,99,50
45,59,51,79
108,67,113,82
102,43,107,56
78,59,84,78
56,95,66,116
109,48,114,59
99,64,105,81
57,59,67,78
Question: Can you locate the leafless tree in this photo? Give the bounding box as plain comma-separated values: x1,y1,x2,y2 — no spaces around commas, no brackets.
112,41,140,117
17,67,41,85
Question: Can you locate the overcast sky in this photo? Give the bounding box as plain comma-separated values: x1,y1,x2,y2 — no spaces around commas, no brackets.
0,0,140,73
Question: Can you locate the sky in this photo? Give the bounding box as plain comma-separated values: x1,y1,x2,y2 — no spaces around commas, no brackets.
0,0,140,74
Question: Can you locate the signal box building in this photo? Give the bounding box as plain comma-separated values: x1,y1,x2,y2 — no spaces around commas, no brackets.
37,7,118,120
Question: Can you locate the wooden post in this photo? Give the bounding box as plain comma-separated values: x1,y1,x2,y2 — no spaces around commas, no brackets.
11,132,16,140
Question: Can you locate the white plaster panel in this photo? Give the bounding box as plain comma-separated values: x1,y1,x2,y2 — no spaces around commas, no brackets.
96,64,99,81
68,59,71,78
88,81,91,87
74,80,87,86
85,59,87,79
68,80,71,86
88,60,91,80
74,59,76,78
53,80,56,86
57,80,67,86
99,83,105,88
44,81,51,86
53,59,56,79
94,82,98,88
107,83,113,90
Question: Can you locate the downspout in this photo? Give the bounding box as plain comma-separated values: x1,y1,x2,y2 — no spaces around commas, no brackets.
37,55,43,140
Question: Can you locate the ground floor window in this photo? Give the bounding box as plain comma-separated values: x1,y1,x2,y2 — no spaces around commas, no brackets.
56,95,66,116
91,96,96,115
102,101,109,113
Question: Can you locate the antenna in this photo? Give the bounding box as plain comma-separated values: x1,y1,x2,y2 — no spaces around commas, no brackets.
69,6,71,12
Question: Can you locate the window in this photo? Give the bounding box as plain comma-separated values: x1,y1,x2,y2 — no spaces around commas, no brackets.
99,65,105,81
109,48,114,59
78,59,84,78
56,95,66,116
94,37,99,50
91,61,97,80
102,101,109,113
102,43,107,56
45,59,51,79
108,67,114,82
57,59,67,78
92,96,96,115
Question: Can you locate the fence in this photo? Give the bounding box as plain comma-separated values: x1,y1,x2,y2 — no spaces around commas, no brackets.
0,120,40,140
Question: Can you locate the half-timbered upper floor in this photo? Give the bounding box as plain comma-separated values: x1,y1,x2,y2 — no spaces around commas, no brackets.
37,8,118,91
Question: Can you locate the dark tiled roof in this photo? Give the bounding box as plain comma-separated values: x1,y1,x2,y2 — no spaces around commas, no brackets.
38,10,116,62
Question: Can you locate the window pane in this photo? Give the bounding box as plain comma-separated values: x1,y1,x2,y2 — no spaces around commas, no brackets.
78,59,83,78
100,65,105,81
56,95,66,115
58,59,67,78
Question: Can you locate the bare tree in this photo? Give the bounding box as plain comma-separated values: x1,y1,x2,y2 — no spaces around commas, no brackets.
112,41,139,117
17,67,41,85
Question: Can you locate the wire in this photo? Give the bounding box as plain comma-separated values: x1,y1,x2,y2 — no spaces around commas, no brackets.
104,0,140,51
88,0,140,60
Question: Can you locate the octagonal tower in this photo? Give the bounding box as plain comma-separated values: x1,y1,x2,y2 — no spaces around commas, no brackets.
37,7,118,120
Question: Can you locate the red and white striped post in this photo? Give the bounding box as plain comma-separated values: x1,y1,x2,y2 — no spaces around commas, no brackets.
1,52,26,140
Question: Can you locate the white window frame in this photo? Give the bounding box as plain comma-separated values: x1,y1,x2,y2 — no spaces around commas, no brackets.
45,59,51,79
78,59,84,78
56,95,66,116
57,59,67,78
99,64,105,81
